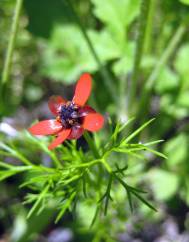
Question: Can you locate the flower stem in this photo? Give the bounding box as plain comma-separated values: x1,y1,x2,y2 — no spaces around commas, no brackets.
1,0,23,90
83,132,100,159
146,24,185,90
144,0,157,54
66,0,118,104
137,24,186,123
128,0,151,117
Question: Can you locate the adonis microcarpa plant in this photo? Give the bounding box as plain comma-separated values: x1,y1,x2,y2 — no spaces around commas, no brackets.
0,111,166,224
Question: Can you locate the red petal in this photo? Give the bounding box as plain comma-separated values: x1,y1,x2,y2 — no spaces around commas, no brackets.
83,113,104,132
72,73,92,106
67,126,84,140
28,120,62,135
48,95,66,115
48,129,71,150
78,105,96,117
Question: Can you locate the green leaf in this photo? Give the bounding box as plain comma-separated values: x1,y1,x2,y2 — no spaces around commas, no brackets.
55,192,76,223
0,142,32,165
126,188,133,212
164,134,188,167
112,42,134,76
0,161,15,169
116,176,156,212
40,25,121,83
82,174,88,198
114,163,128,175
179,0,189,5
155,67,179,94
118,117,135,133
77,201,98,227
0,170,17,181
27,184,50,218
92,0,140,53
98,174,113,215
160,94,188,119
148,169,180,200
131,190,157,212
143,140,164,146
90,205,100,228
174,44,189,79
115,143,167,159
92,0,140,32
121,118,155,144
25,131,61,168
177,91,189,108
141,146,167,159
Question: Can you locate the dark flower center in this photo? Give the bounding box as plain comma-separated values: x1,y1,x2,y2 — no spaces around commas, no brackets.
59,102,81,128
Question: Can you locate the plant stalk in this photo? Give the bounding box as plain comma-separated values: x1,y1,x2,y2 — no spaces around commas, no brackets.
83,132,100,159
146,24,185,90
137,24,186,123
128,0,151,117
144,0,157,54
1,0,23,88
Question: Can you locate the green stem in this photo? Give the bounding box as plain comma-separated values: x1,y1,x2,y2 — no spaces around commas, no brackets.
144,0,156,54
1,0,23,88
83,132,104,186
137,24,186,123
146,24,185,90
102,158,112,174
119,76,127,122
66,0,118,103
70,159,102,168
83,132,100,159
128,0,151,116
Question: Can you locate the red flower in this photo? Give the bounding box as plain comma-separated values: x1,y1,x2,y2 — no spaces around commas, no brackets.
28,73,104,150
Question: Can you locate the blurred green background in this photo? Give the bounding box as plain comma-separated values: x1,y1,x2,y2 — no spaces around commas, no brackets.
0,0,189,241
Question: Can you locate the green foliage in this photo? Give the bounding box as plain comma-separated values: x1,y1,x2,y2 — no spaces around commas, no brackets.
156,43,189,119
179,0,189,5
40,25,121,83
1,0,189,240
164,133,188,167
0,119,165,225
154,68,179,94
148,169,179,201
92,0,140,44
38,0,140,84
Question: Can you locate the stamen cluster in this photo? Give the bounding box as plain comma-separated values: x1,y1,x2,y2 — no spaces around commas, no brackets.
59,102,81,128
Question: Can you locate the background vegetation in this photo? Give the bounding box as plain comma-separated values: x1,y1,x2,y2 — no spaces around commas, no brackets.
0,0,189,241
